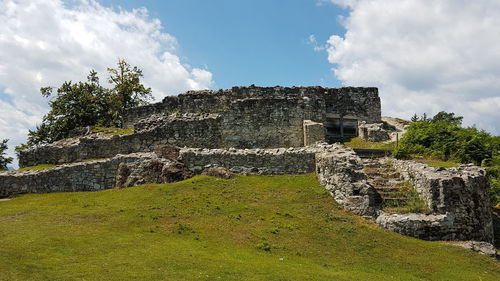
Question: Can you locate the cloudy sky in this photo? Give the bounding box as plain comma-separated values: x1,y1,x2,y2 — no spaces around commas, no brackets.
1,0,499,167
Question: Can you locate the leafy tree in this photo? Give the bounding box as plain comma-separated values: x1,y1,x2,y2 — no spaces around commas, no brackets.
22,60,151,146
27,70,108,145
0,139,13,170
431,111,463,125
107,59,152,110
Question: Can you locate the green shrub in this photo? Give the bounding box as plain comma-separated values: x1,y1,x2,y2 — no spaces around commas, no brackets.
393,112,497,166
396,112,499,207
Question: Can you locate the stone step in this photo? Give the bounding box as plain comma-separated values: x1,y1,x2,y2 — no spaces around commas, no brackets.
371,181,405,188
364,165,397,171
377,191,410,198
371,178,404,187
375,186,405,192
362,159,423,211
382,198,410,207
368,175,401,181
363,163,382,169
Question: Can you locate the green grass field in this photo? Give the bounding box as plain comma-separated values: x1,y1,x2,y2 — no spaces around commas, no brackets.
0,174,499,280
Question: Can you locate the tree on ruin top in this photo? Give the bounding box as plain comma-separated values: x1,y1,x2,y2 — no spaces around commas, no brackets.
22,59,152,147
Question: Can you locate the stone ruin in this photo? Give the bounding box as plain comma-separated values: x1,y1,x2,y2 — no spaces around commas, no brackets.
0,85,495,254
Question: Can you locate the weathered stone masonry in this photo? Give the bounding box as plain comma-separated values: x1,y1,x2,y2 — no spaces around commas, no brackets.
316,146,381,217
20,86,381,167
376,160,494,242
123,86,381,129
0,153,168,198
180,147,317,175
317,151,494,243
2,85,495,247
19,114,221,167
1,147,320,197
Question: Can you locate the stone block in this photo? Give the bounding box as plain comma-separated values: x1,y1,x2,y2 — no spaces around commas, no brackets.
358,122,390,142
303,120,325,146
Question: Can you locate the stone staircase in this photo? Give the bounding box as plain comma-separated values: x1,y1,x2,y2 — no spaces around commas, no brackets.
362,158,411,211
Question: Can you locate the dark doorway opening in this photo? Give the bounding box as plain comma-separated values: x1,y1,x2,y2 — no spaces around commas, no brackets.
325,116,358,143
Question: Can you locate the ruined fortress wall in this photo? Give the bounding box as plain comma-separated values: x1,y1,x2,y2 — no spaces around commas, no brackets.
180,147,317,175
20,86,381,167
6,143,496,243
390,160,494,242
0,153,157,198
219,98,324,148
324,88,381,123
19,116,221,167
123,86,381,128
3,148,317,198
315,149,493,242
375,212,457,241
123,89,232,128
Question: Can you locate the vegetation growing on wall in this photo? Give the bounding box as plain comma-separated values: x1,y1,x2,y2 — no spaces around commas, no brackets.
19,59,151,148
394,111,500,207
343,137,396,151
92,127,134,136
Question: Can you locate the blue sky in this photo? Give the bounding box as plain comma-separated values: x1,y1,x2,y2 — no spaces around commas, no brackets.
98,0,347,89
1,0,500,167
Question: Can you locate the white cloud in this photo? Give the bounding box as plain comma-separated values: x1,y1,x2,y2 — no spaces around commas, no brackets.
0,0,213,167
308,34,325,52
327,0,500,135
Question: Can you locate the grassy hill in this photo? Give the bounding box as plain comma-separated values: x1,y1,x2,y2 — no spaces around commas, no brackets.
0,174,499,280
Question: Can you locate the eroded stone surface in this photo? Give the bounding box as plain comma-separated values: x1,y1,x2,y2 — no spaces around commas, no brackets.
358,122,390,142
180,147,318,175
381,117,408,142
316,145,382,217
303,120,325,146
450,241,498,258
19,86,381,167
116,158,191,188
383,159,494,243
0,153,171,197
2,85,495,246
376,212,455,240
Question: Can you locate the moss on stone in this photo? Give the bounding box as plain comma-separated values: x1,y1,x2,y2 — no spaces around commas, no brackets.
16,164,57,171
343,137,396,151
92,127,133,136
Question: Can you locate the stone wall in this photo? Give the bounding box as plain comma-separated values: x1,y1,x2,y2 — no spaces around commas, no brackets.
0,153,165,198
123,89,232,128
315,145,381,217
219,97,322,148
380,159,494,242
180,147,317,175
19,114,221,167
19,86,381,167
5,141,496,244
124,86,381,128
3,147,318,198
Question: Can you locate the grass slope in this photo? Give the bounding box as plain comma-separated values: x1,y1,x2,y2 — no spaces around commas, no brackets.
0,174,498,280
